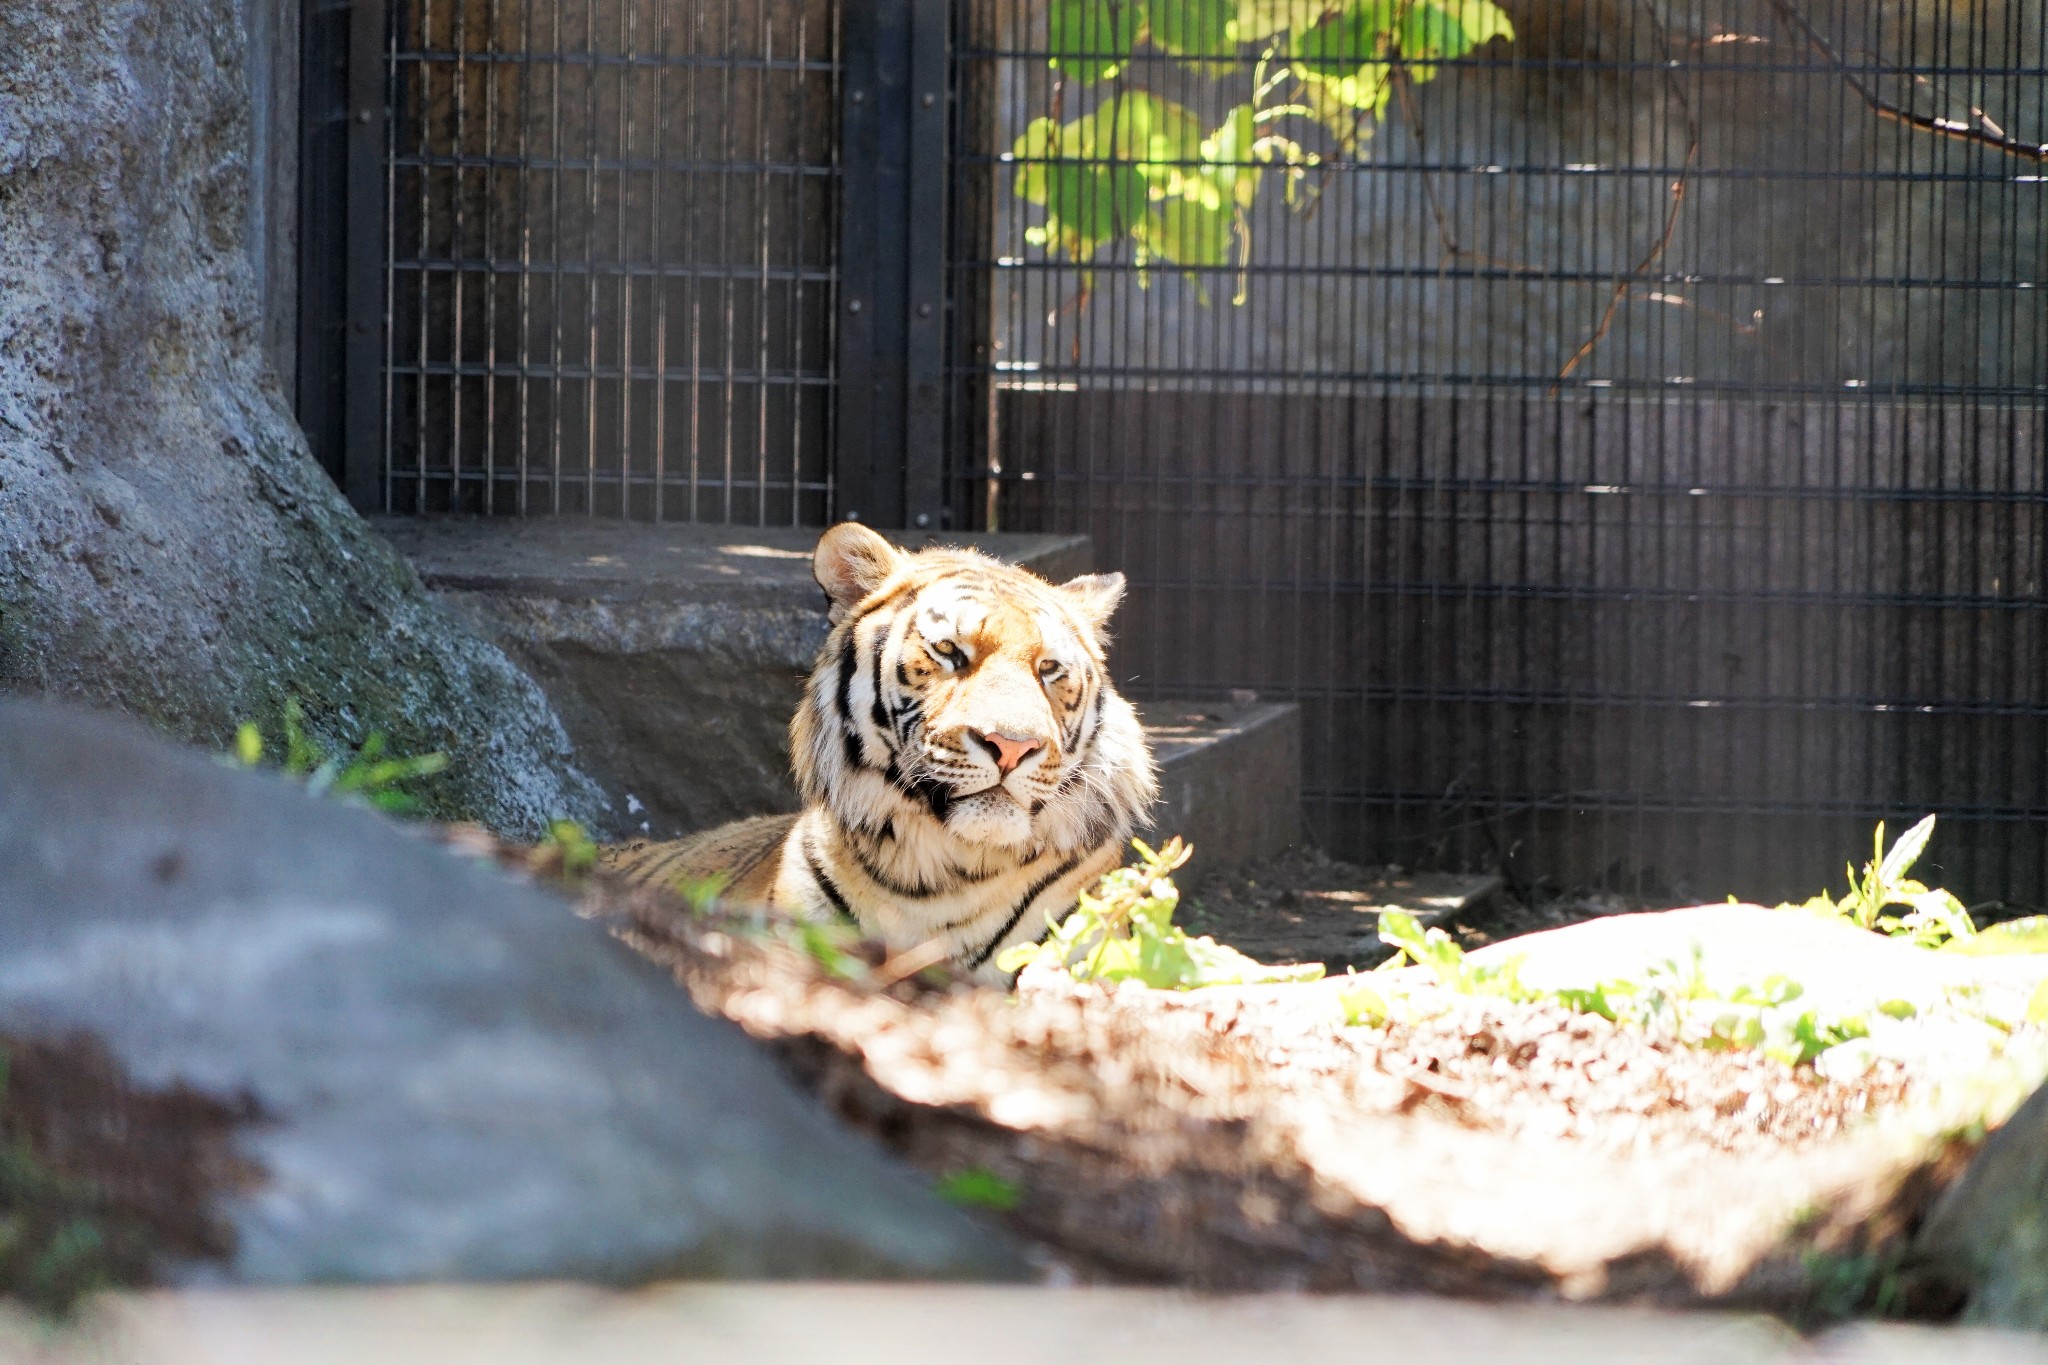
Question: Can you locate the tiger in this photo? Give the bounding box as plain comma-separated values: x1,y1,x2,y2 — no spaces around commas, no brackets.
600,522,1159,984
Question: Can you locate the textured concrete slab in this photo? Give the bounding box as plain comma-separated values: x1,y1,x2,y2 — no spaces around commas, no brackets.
375,517,1095,608
10,1284,2044,1365
1142,698,1303,875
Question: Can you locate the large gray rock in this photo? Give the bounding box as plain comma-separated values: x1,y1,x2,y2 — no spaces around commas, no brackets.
0,0,600,837
1913,1079,2048,1330
0,700,1023,1284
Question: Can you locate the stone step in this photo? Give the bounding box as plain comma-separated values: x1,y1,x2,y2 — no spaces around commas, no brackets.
1141,696,1302,874
379,518,1302,864
9,1283,2034,1363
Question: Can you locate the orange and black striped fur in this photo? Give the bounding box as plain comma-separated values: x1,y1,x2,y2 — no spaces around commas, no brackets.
602,523,1158,983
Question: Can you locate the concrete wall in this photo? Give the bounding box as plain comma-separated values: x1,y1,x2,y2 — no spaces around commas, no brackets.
1001,387,2048,899
984,0,2047,393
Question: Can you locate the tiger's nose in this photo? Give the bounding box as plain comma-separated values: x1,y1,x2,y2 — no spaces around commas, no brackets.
971,729,1045,775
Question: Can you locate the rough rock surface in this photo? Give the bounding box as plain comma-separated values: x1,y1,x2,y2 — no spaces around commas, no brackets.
0,0,600,836
0,700,1023,1284
1913,1078,2048,1331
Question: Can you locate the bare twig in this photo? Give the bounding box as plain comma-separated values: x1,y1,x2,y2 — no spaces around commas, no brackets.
1383,18,1746,389
1766,0,2048,163
1553,0,1701,389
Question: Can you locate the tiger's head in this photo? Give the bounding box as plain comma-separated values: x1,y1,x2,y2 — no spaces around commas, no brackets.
791,523,1156,859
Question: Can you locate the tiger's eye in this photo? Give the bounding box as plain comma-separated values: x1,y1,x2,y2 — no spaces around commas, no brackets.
932,639,962,663
1038,658,1065,681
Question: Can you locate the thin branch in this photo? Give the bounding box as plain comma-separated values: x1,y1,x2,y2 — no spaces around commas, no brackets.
1380,28,1772,387
1553,0,1701,389
1766,0,2048,162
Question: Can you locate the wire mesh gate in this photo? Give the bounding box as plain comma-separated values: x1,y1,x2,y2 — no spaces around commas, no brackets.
316,0,2048,903
945,0,2048,902
326,0,840,521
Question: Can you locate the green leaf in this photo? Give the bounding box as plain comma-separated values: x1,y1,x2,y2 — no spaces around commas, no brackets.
1878,814,1938,890
1289,2,1392,65
1149,0,1236,56
935,1167,1023,1211
1442,0,1513,45
1093,91,1205,172
1049,0,1142,83
1203,102,1262,207
233,722,263,768
1943,915,2048,955
1399,1,1476,63
1002,837,1320,988
1234,0,1335,42
1145,199,1234,267
1011,117,1063,204
2028,979,2048,1026
1339,980,1397,1025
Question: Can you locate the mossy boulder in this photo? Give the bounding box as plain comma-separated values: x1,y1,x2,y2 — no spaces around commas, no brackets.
0,0,601,834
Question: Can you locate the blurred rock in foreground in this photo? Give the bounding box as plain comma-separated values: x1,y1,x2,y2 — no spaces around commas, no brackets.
0,700,1023,1284
0,0,599,835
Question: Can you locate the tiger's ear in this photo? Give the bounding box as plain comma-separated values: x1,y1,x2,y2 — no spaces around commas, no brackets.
1058,571,1126,629
815,522,904,622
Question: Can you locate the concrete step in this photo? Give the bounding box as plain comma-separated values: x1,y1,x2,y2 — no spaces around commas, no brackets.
1140,697,1302,874
379,518,1302,865
10,1283,2038,1364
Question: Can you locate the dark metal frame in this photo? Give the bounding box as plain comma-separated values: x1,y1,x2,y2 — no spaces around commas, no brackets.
296,0,353,485
343,0,391,510
830,0,950,529
297,0,392,507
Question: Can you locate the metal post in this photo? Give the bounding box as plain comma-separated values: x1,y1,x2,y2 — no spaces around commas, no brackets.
342,0,390,511
833,0,949,530
295,0,352,486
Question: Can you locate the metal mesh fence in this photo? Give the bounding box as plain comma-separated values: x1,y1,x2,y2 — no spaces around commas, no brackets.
948,0,2048,901
381,0,839,522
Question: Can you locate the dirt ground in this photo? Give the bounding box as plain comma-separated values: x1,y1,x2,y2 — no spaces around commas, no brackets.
0,1035,256,1310
1181,845,1651,962
523,839,1978,1322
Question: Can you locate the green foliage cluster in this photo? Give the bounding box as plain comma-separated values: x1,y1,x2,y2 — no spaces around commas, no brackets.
1015,0,1514,281
998,837,1325,987
232,698,449,816
536,819,599,881
1337,912,1887,1067
934,1167,1024,1212
1781,814,1977,948
1340,816,2048,1069
0,1140,119,1314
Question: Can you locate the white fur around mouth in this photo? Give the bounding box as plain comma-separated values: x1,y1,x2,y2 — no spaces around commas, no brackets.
953,782,1014,802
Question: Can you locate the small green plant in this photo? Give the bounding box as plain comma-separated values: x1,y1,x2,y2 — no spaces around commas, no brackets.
232,699,449,816
934,1167,1023,1212
668,870,733,918
1781,815,1977,948
1800,1246,1911,1324
787,920,872,982
535,819,598,881
998,837,1325,988
1342,914,1880,1067
1376,908,1531,997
